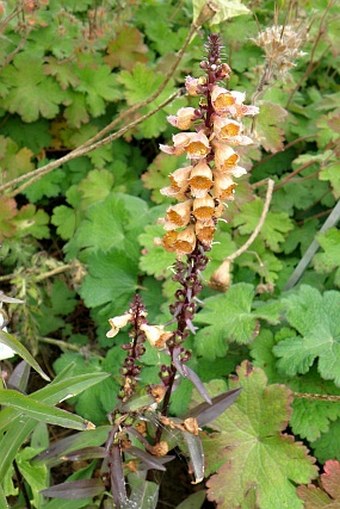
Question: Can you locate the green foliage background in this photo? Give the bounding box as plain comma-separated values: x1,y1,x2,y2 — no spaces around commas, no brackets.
0,0,339,507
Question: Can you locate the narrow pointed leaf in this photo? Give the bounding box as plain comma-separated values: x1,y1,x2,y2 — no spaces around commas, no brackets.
128,446,174,471
33,426,111,464
0,372,109,433
110,443,128,508
0,330,50,381
41,479,104,499
189,388,242,426
7,360,30,392
173,347,212,404
62,447,107,462
129,476,159,509
182,431,205,484
175,491,206,509
0,389,94,430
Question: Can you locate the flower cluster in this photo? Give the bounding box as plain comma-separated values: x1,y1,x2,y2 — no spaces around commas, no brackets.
159,35,258,257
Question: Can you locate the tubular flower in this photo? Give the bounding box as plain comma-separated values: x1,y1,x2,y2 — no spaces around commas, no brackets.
167,107,198,130
159,35,259,256
106,313,133,338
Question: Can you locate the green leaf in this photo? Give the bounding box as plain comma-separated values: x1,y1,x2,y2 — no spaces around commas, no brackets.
16,446,48,508
195,284,278,360
232,198,294,252
313,228,340,286
0,389,94,431
312,419,340,464
13,204,50,239
0,373,109,480
273,286,340,385
139,223,175,279
0,330,50,381
79,249,138,310
0,198,17,241
255,102,288,153
0,372,109,433
104,25,148,70
193,0,250,25
75,61,121,117
1,53,65,122
289,368,340,442
51,205,77,240
0,135,34,182
319,161,340,198
205,362,318,509
67,193,149,256
77,169,114,207
23,169,65,202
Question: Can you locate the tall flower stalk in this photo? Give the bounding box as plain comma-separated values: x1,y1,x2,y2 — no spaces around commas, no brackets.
104,34,257,502
155,33,258,428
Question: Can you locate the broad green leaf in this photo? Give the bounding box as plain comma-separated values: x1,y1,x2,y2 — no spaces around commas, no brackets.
0,135,34,182
0,330,50,381
1,53,65,122
16,447,48,508
0,389,94,430
13,204,50,239
205,362,318,509
232,199,294,252
77,169,114,207
312,419,340,464
319,161,340,198
255,102,288,153
0,486,8,509
23,169,65,203
51,205,77,240
273,286,340,385
104,25,148,70
139,224,175,279
193,0,250,25
75,60,121,117
67,193,149,256
0,198,17,241
195,283,279,360
289,368,340,442
79,249,138,310
313,228,340,286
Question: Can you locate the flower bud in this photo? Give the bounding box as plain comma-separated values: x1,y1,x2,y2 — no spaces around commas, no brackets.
210,259,232,292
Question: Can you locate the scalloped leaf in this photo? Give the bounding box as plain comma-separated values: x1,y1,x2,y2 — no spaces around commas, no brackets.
273,286,340,386
205,362,318,509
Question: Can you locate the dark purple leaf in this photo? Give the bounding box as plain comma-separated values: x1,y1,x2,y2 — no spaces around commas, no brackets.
62,446,107,461
41,479,104,499
173,347,212,405
182,431,204,484
7,360,30,392
110,443,128,508
189,388,241,427
33,426,111,465
128,446,174,471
